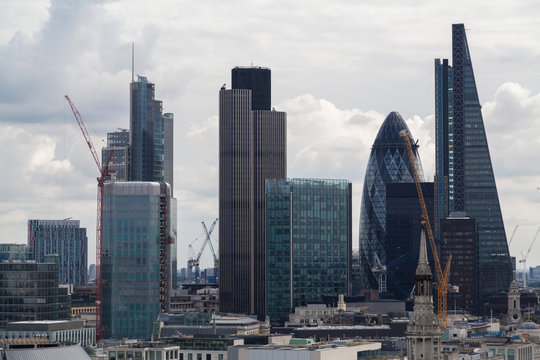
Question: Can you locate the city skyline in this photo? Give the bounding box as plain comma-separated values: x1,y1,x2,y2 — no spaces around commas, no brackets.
1,0,540,271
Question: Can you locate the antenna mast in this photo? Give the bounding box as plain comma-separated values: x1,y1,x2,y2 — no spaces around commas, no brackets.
132,42,134,83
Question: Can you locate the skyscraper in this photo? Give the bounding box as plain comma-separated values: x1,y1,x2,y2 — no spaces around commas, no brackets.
358,112,424,292
101,182,176,339
385,182,434,300
435,24,512,306
219,66,287,318
102,129,130,181
28,219,88,286
129,76,174,193
266,178,352,324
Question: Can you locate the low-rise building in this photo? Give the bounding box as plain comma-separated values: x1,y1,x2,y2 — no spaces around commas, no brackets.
107,342,179,360
163,335,243,360
170,288,219,314
0,319,96,346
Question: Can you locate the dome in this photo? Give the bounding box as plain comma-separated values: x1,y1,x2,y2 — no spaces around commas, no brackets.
373,111,413,147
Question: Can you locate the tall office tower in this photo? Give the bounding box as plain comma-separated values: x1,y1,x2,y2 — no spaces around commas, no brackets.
28,219,88,286
440,212,478,314
358,112,424,291
219,66,287,318
0,255,71,328
102,129,130,181
101,182,176,339
129,76,174,193
266,178,352,324
385,182,434,300
435,24,512,306
406,230,441,360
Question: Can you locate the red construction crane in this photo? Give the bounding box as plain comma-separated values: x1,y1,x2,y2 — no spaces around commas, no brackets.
400,130,452,330
65,95,113,343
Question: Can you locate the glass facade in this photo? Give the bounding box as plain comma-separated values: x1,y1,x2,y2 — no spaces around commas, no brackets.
266,178,352,324
435,24,512,307
231,67,271,111
102,130,130,181
0,257,71,328
358,112,424,291
28,219,88,286
0,244,33,261
102,182,176,339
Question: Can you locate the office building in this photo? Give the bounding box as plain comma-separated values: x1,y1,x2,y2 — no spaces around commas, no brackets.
435,24,512,307
440,212,478,314
265,178,352,324
0,319,95,346
101,182,177,339
28,219,87,286
102,129,130,180
0,244,32,261
129,76,174,192
385,182,434,300
358,111,424,291
0,255,71,328
219,67,287,319
406,230,442,360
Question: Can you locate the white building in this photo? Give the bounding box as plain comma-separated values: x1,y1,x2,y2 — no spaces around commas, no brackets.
0,319,95,346
107,343,179,360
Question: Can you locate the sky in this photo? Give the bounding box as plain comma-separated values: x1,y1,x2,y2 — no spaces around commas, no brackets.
1,0,540,272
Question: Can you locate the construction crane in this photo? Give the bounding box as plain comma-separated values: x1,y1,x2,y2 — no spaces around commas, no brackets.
65,95,114,343
188,219,218,281
508,225,519,246
371,252,387,296
519,226,540,288
400,130,452,330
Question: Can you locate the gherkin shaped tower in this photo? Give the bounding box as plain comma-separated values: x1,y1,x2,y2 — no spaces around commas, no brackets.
358,112,424,291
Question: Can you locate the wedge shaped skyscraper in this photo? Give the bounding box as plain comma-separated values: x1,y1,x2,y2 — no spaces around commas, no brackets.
435,24,512,307
358,112,424,291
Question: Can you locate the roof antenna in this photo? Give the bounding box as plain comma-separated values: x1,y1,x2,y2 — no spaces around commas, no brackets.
132,42,135,83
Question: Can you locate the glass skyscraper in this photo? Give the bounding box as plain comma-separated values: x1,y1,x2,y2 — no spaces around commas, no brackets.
28,219,88,286
129,76,174,193
358,112,424,292
435,24,512,306
266,178,352,324
102,129,130,181
101,182,176,339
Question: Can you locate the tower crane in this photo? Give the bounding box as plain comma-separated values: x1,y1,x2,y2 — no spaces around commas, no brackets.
508,225,519,246
400,130,452,330
65,95,114,343
188,219,218,281
519,226,540,288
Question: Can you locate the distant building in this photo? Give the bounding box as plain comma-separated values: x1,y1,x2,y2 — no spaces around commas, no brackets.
163,335,245,360
265,178,352,324
406,230,441,360
0,256,71,328
169,288,219,314
441,212,478,314
0,319,95,346
219,66,287,319
102,129,130,181
385,182,434,300
28,219,87,286
358,112,424,292
0,244,33,261
0,343,91,360
101,182,177,339
129,76,174,193
107,342,179,360
435,24,512,308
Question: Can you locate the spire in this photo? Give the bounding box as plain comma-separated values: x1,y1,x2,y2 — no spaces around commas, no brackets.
416,228,432,276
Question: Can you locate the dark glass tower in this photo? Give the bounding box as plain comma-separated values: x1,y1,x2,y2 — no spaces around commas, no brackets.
435,24,512,307
219,67,287,318
129,76,174,193
358,112,424,292
232,67,271,111
266,178,352,324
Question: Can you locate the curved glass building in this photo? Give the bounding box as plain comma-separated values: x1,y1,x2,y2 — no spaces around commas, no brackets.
358,112,424,291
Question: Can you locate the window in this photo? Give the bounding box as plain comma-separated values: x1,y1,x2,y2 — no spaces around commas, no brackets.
206,355,211,360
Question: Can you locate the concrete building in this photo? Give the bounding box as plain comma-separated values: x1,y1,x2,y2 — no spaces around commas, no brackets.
102,182,177,339
162,335,244,360
28,219,88,286
406,230,442,359
219,67,287,319
0,319,95,346
265,178,352,324
169,288,219,314
0,256,71,328
107,342,179,360
228,340,382,360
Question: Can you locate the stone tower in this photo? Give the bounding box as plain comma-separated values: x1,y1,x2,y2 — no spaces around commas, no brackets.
406,229,442,360
507,280,521,326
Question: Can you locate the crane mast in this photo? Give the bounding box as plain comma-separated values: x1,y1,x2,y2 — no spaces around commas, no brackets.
65,95,113,343
400,130,452,330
